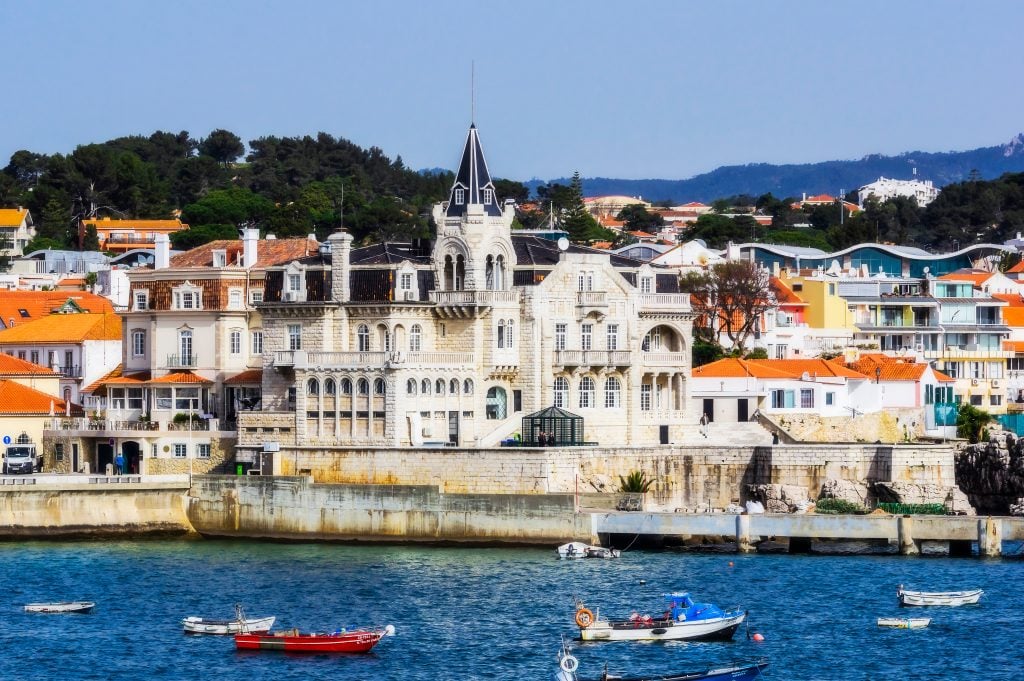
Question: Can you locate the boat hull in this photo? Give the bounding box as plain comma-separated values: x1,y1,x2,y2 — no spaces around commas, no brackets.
578,660,769,681
24,601,95,614
183,615,275,635
580,612,746,642
898,589,982,607
877,617,930,629
234,630,384,653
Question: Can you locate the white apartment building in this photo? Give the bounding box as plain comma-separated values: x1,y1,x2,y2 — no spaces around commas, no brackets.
858,176,940,208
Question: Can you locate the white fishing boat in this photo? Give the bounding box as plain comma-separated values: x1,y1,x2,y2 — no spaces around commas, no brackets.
877,617,931,629
556,542,620,560
182,615,276,635
575,594,746,642
24,601,95,614
897,585,983,606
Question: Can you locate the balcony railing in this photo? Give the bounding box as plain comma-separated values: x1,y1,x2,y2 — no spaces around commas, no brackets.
165,354,198,369
275,350,475,370
640,351,690,367
431,290,520,305
554,350,632,366
636,293,691,312
54,365,82,378
577,291,608,306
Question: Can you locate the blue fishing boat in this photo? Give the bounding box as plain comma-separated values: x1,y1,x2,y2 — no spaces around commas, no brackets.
575,593,745,642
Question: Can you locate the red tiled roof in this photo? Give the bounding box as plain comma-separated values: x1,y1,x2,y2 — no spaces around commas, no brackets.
169,237,317,268
224,369,263,385
693,358,866,379
1008,261,1024,274
0,354,57,376
0,312,122,344
82,365,151,395
832,353,953,382
747,359,867,379
992,294,1024,327
148,371,213,385
937,269,996,285
0,291,113,327
0,379,81,415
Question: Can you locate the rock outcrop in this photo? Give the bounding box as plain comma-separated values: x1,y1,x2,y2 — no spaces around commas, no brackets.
873,481,975,516
818,478,871,506
746,484,810,513
955,430,1024,514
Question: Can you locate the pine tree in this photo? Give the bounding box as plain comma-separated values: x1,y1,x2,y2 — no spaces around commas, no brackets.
561,171,600,242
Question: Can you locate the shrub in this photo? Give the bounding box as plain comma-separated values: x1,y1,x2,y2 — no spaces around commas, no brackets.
956,404,991,443
814,498,865,515
619,470,654,493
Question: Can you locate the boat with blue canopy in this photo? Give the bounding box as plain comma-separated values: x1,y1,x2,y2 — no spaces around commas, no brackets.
574,593,746,642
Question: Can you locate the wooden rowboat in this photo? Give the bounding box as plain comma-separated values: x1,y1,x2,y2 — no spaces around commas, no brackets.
183,615,275,635
235,624,395,653
24,601,95,614
897,585,983,607
556,647,769,681
877,617,931,629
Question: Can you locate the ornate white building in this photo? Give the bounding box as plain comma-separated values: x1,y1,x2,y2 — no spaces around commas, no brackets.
858,176,939,208
241,125,697,460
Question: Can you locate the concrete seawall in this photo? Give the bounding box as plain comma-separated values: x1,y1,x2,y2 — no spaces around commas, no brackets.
185,476,597,544
0,476,192,538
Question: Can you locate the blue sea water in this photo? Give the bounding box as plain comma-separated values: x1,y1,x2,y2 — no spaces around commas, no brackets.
0,540,1019,681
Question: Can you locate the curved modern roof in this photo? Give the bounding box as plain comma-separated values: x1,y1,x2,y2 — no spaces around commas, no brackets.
734,242,1011,261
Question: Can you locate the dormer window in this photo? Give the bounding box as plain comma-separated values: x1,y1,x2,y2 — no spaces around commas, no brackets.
212,249,227,267
228,288,243,310
133,290,148,312
640,276,653,293
288,274,302,292
172,283,202,310
483,188,494,205
455,188,465,205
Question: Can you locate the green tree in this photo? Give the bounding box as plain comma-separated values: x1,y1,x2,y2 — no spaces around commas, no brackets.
199,129,244,167
616,204,664,234
956,404,992,444
680,260,774,351
561,171,601,242
181,187,275,227
493,178,529,204
170,224,239,250
81,225,100,251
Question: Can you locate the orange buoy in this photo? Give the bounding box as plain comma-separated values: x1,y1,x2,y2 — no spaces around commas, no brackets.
752,633,765,642
575,607,595,628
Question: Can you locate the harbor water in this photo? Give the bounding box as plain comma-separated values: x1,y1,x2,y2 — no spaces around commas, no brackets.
0,540,1020,680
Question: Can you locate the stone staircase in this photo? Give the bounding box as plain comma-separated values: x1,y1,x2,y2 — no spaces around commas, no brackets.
677,420,774,446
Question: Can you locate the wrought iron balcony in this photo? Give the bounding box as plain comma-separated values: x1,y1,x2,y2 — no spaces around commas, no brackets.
165,354,198,369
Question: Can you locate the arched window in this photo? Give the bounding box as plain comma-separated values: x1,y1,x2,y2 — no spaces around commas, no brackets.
455,254,465,290
340,378,352,395
357,324,370,351
553,376,569,408
463,378,474,395
444,254,454,291
579,376,595,409
421,378,431,395
450,378,459,394
604,377,621,408
642,328,662,352
435,378,445,395
485,254,495,290
410,324,422,352
495,254,506,290
324,378,336,395
378,325,391,352
357,378,369,395
506,319,514,349
407,378,418,395
374,378,386,395
486,386,507,420
307,378,319,395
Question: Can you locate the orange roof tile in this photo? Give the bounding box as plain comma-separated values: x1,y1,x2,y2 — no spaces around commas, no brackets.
169,238,316,268
0,291,113,327
0,379,80,415
0,208,29,227
590,241,613,250
832,354,952,382
0,312,121,344
1008,261,1024,274
693,358,810,379
82,365,152,394
992,294,1024,326
933,370,956,383
1002,340,1024,353
747,358,867,379
936,269,996,285
148,371,212,385
0,354,56,376
224,369,263,385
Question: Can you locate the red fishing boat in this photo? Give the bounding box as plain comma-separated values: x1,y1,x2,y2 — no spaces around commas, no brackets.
234,624,395,653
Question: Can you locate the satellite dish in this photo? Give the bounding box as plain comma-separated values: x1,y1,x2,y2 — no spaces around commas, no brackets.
557,237,570,251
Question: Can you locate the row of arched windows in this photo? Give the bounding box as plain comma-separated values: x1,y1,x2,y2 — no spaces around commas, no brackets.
307,376,386,396
553,375,621,410
406,377,474,396
354,323,425,352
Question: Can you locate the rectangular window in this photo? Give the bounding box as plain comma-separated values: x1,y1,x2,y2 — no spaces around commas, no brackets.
251,330,264,355
640,384,652,411
640,277,652,293
771,390,796,409
455,188,464,204
554,323,567,351
197,443,211,459
606,324,618,351
133,290,148,311
991,395,1003,406
970,395,983,406
925,385,934,405
400,273,413,290
483,188,494,204
127,388,144,410
183,292,196,309
288,273,301,291
774,344,788,359
230,330,242,354
17,351,24,360
800,389,814,409
825,392,835,406
55,443,64,462
155,388,172,410
249,289,264,305
288,324,301,351
30,350,38,365
581,324,593,351
175,387,200,410
173,444,187,458
228,289,243,309
132,330,146,357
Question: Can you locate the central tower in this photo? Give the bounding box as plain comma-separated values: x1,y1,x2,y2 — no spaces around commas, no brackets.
432,124,516,291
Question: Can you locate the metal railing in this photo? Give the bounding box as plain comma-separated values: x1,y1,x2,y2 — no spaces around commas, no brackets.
54,365,81,378
554,350,632,366
165,354,198,369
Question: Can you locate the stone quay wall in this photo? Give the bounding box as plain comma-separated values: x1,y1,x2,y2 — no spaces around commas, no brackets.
268,443,955,512
185,476,597,544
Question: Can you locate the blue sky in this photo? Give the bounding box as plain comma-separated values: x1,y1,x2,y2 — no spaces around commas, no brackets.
3,0,1023,181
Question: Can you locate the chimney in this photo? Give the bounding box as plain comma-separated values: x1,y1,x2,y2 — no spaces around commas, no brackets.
242,227,259,268
154,234,170,269
329,231,353,302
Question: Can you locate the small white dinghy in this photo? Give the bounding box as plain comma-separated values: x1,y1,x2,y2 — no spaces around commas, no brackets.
897,585,983,607
182,615,276,635
24,601,95,614
556,542,620,560
878,617,931,629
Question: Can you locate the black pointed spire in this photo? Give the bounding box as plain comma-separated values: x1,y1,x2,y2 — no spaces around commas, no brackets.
445,124,502,218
